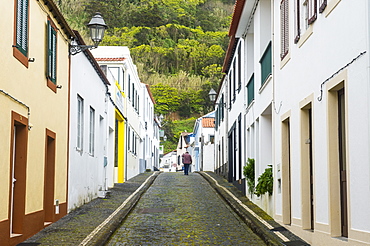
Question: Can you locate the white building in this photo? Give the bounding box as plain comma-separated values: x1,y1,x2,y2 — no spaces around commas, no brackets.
273,0,370,245
68,32,115,211
139,84,159,172
216,0,370,245
176,132,194,171
192,111,215,171
91,46,157,181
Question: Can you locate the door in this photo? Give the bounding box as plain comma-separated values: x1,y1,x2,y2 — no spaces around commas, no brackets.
338,89,348,237
308,109,314,230
44,129,56,224
282,118,291,225
9,112,28,235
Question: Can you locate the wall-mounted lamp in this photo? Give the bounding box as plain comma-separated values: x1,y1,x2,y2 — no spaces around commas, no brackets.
208,88,226,108
70,12,108,55
208,88,217,102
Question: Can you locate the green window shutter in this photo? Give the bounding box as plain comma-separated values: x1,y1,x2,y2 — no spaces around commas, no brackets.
47,21,57,84
16,0,28,56
247,74,254,106
260,42,272,86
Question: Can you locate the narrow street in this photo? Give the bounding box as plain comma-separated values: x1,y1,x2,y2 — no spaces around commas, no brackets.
106,172,267,245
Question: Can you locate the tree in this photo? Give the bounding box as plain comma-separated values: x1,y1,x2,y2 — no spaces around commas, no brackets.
150,83,180,115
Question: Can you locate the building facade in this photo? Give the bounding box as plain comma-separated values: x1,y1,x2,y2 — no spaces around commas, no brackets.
273,0,370,244
192,111,215,172
68,32,115,211
0,0,73,244
91,46,158,181
216,0,370,245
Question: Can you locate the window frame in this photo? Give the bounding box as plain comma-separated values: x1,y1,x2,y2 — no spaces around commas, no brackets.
47,19,58,92
13,0,29,67
294,0,301,43
319,0,327,13
260,42,272,85
308,0,317,25
89,106,95,156
77,95,84,150
280,0,289,60
247,74,255,106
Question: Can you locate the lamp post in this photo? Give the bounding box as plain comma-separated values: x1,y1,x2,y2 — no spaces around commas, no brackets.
70,12,108,55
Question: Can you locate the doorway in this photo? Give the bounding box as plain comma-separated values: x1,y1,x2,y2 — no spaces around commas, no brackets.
9,111,28,236
338,89,348,237
282,117,291,225
44,129,56,224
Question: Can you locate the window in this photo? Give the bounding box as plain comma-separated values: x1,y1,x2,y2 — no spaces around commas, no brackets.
132,131,136,155
109,67,125,91
228,72,232,107
308,0,317,24
280,0,289,60
47,20,57,89
247,74,255,106
319,0,327,13
77,95,84,150
89,107,95,155
237,44,242,92
233,60,236,101
260,42,272,85
128,74,131,99
296,0,317,42
221,94,225,121
294,0,301,43
14,0,29,67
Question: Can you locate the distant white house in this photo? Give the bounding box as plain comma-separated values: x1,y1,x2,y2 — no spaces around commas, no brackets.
176,132,194,171
192,111,215,172
139,84,159,172
68,32,115,211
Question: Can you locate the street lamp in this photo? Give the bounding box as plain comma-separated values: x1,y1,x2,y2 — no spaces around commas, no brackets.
70,12,108,55
208,88,217,102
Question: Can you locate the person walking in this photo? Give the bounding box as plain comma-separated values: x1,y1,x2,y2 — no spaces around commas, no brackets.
182,151,192,175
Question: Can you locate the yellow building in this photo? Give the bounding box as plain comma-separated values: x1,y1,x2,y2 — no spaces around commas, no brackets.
0,0,73,245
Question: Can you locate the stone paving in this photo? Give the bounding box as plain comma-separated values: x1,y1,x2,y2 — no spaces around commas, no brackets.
106,172,267,245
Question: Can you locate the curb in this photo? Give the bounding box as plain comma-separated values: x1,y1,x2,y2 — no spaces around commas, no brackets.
198,171,309,246
82,171,161,246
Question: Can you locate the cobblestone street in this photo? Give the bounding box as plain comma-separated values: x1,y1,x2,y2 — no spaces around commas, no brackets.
106,172,267,245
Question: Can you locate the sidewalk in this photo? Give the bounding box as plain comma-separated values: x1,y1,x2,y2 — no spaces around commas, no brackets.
20,171,308,246
20,172,160,246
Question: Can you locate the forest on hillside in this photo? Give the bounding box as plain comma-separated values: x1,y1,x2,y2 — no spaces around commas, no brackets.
58,0,234,151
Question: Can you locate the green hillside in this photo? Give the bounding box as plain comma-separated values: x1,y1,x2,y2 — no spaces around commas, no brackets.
58,0,233,151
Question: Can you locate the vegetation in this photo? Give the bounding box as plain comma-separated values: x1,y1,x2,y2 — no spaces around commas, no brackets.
161,118,196,152
255,165,273,197
58,0,234,152
243,158,255,195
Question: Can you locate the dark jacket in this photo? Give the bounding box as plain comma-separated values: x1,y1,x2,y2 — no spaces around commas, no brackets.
182,152,192,164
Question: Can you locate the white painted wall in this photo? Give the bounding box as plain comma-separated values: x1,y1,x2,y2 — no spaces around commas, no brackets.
271,0,370,244
68,50,114,211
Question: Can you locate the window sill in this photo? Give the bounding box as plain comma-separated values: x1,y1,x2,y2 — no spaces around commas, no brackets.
246,100,255,114
324,0,341,17
259,74,272,94
47,79,57,93
297,25,313,48
13,47,28,68
280,52,291,70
